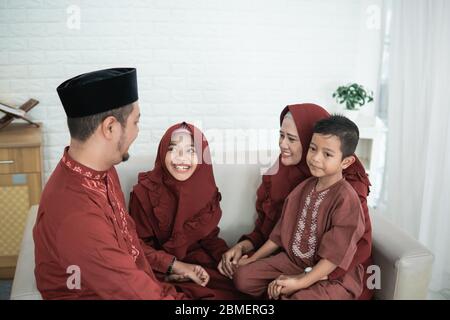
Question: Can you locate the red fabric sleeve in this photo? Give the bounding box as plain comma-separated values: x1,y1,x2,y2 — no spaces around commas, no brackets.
328,179,372,280
162,206,222,259
128,191,175,274
140,239,176,274
239,211,266,249
268,198,289,247
199,227,229,262
268,218,283,247
317,194,365,271
55,212,177,300
239,181,283,249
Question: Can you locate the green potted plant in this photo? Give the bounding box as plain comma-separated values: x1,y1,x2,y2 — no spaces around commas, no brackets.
332,83,374,122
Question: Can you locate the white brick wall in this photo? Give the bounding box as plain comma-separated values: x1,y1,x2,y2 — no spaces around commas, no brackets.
0,0,382,181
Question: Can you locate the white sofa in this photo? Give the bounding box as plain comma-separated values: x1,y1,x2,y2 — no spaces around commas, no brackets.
10,153,434,300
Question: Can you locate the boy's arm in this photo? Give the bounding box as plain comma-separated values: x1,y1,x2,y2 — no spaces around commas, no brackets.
317,193,365,272
246,239,280,262
274,259,337,296
299,259,337,288
237,239,255,254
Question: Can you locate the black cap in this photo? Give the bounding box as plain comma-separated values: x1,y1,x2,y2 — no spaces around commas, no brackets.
57,67,138,118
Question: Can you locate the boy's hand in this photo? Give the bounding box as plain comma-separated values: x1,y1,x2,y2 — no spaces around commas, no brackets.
267,279,283,300
274,272,328,297
275,274,306,297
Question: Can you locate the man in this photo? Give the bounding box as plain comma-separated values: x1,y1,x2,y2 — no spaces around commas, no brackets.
33,68,184,300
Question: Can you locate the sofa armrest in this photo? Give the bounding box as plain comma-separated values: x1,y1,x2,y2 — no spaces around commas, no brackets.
10,205,42,300
371,212,434,300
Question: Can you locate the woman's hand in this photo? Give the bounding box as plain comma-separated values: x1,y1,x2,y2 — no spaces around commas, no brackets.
217,243,244,279
237,255,254,267
169,261,210,287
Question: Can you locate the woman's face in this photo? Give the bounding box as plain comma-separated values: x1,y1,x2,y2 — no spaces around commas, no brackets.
164,130,198,181
279,116,302,166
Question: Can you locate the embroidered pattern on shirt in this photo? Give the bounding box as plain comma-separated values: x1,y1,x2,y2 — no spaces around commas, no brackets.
81,178,107,200
61,152,140,262
107,175,140,262
291,188,329,259
61,155,107,180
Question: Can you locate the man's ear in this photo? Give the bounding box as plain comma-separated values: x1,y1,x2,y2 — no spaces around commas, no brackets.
342,155,356,170
100,116,118,140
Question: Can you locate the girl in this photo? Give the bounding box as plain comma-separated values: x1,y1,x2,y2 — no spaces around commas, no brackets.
129,122,247,299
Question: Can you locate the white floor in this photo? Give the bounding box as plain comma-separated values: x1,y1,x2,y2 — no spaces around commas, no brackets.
428,290,450,300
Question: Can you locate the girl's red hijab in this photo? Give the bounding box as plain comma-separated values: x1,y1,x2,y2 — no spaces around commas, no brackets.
133,122,222,259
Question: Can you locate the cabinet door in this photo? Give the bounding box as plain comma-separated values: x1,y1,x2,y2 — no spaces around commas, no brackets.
0,173,41,278
0,147,41,174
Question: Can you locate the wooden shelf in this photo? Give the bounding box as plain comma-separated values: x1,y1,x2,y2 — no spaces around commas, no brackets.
0,123,42,148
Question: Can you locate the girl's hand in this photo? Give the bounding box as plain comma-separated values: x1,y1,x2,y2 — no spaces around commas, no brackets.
171,261,210,287
191,264,210,287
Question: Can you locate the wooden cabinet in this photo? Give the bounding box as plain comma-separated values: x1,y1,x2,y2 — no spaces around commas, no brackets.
0,123,42,279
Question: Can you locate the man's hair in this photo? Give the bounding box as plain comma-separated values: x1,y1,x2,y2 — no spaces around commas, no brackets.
67,104,134,141
313,114,359,158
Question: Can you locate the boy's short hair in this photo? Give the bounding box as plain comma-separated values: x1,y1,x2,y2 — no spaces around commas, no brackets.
313,114,359,158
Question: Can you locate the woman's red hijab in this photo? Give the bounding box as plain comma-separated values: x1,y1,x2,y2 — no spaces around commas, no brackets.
133,122,222,259
279,103,371,194
278,104,373,300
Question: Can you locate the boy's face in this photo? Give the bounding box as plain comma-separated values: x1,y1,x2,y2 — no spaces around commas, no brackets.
164,131,199,181
306,133,354,178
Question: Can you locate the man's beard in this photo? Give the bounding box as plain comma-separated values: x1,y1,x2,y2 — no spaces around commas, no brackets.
122,152,130,162
118,135,130,163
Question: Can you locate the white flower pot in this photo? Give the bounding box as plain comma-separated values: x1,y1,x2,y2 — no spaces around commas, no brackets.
342,109,360,123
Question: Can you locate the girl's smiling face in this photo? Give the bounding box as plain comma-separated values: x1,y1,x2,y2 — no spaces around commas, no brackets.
164,129,198,181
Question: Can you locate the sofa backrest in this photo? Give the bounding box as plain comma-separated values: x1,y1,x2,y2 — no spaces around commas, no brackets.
11,150,435,300
116,150,278,245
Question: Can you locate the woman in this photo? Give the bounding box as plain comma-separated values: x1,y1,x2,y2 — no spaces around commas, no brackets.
129,122,247,299
218,103,373,300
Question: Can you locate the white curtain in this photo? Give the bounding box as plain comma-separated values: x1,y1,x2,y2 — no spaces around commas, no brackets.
380,0,450,297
